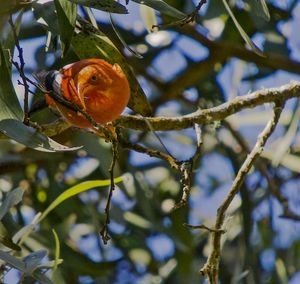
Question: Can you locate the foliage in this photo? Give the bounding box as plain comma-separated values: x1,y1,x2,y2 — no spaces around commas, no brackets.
0,0,300,283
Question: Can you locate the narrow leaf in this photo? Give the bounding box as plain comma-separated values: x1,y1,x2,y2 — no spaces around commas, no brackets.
0,188,24,220
13,213,41,244
140,4,157,33
0,250,53,284
4,10,24,57
82,7,98,28
54,0,77,56
37,259,63,270
37,177,123,223
272,108,300,166
0,250,26,270
68,0,128,14
52,229,61,275
124,212,152,229
32,2,59,35
248,0,270,21
222,0,264,56
0,222,21,251
132,0,185,19
0,119,82,152
0,43,23,120
262,151,300,173
110,13,143,58
23,250,48,274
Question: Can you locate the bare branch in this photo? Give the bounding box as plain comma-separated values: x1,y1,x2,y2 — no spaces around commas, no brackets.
177,25,300,76
115,81,300,131
119,136,179,170
224,121,300,222
200,101,284,283
173,161,193,209
100,138,118,244
183,223,226,234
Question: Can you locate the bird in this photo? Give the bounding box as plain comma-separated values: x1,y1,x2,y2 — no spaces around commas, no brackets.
34,58,130,128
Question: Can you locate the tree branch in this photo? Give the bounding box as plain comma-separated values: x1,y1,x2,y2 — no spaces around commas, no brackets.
22,81,300,138
100,138,118,244
115,81,300,131
178,25,300,76
200,101,284,283
224,120,300,222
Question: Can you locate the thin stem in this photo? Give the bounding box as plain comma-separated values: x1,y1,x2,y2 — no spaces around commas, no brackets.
152,0,207,30
100,138,118,244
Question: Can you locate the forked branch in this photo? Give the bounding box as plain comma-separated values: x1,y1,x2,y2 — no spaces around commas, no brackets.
200,101,284,283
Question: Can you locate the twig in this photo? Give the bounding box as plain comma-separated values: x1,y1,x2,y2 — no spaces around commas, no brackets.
152,0,207,30
142,116,173,157
224,121,300,222
119,136,179,170
173,124,203,209
183,223,226,234
8,15,30,125
17,81,36,96
200,102,284,284
173,160,193,209
100,138,118,244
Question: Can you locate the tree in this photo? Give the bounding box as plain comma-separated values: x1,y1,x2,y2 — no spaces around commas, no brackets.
0,0,300,283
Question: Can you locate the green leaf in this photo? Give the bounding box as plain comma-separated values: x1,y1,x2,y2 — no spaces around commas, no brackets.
0,43,23,120
23,250,48,274
139,4,157,33
262,151,300,173
0,0,17,14
110,13,143,58
0,222,21,251
72,20,152,116
4,10,24,57
0,250,53,284
13,212,41,245
0,0,31,15
275,258,289,284
222,0,264,56
68,0,128,14
271,107,300,167
1,21,74,153
0,188,23,220
124,212,152,229
32,2,59,35
132,0,186,19
0,250,25,269
37,177,123,223
54,0,77,56
248,0,270,21
0,119,82,152
52,229,61,275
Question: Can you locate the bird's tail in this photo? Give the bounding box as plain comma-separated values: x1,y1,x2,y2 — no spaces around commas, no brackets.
30,70,61,115
33,70,57,92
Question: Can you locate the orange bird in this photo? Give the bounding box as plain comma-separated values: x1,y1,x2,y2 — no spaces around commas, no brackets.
35,59,130,128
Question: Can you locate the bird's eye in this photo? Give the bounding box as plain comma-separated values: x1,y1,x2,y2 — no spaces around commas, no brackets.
91,75,98,81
